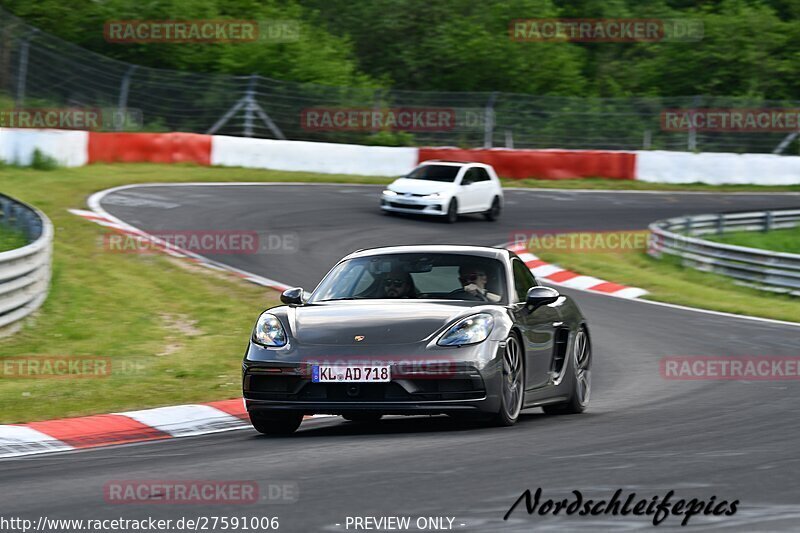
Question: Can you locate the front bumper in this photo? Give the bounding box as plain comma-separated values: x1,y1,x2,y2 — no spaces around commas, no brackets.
380,195,447,216
242,341,504,416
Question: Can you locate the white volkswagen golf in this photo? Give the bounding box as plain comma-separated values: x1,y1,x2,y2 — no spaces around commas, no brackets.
380,161,504,223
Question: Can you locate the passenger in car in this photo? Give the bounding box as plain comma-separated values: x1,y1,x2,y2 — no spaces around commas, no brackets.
458,265,501,302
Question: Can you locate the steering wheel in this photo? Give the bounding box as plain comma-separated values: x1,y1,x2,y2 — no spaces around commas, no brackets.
448,288,487,302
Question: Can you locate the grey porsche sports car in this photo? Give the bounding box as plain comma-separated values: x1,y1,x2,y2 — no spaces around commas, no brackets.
243,245,591,435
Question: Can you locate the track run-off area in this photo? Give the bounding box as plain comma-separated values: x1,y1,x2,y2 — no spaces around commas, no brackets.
4,183,800,531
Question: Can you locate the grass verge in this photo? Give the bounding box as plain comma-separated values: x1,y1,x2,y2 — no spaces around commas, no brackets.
0,163,798,423
706,226,800,254
0,225,27,253
532,246,800,323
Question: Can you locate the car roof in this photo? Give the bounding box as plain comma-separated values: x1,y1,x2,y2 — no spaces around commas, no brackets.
417,160,493,169
344,244,511,261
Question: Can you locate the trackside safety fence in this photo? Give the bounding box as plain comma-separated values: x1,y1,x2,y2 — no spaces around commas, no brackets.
3,6,800,154
648,209,800,296
0,193,52,333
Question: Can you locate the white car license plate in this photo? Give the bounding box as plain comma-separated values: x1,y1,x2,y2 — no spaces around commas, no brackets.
312,365,390,383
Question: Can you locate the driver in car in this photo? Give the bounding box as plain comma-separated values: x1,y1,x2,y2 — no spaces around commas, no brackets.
459,265,501,302
382,271,416,298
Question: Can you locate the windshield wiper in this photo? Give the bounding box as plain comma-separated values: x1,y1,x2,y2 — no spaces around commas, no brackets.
316,297,358,302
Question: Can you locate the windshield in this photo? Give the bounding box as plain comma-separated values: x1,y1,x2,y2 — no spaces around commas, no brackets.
405,164,460,183
310,253,507,303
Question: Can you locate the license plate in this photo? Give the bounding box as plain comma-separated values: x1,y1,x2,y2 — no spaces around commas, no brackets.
312,365,391,383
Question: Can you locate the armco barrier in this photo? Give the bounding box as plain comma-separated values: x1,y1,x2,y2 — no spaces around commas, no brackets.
0,194,53,333
419,147,637,180
648,209,800,295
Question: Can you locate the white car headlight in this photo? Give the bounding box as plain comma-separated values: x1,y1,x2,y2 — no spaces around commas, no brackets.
253,313,287,347
422,192,443,199
382,190,398,197
438,313,495,346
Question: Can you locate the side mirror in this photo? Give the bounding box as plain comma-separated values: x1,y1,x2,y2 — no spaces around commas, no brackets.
280,287,305,305
525,286,559,311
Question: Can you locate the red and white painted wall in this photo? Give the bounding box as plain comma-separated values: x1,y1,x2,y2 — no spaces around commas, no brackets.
2,128,799,184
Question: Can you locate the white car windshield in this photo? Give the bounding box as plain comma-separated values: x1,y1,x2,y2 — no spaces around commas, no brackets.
310,253,507,303
405,165,460,183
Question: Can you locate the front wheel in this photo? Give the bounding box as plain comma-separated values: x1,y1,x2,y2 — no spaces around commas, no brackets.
484,197,501,221
249,411,303,435
445,199,458,223
493,333,525,426
543,326,591,415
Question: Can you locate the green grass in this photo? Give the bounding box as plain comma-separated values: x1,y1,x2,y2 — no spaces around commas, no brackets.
0,225,27,252
531,246,800,323
706,226,800,254
0,163,798,423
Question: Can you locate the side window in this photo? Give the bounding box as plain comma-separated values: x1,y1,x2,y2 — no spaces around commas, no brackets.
512,258,537,301
473,168,490,182
461,168,478,185
351,267,376,296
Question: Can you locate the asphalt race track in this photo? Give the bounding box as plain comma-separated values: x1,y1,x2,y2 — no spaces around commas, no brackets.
4,184,800,531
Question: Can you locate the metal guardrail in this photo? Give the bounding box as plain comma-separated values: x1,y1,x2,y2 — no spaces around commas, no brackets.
648,209,800,296
0,193,52,333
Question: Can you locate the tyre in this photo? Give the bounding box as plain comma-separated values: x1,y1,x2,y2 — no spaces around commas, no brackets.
543,326,591,415
249,411,303,435
342,413,383,423
492,332,524,426
484,197,501,221
446,199,458,223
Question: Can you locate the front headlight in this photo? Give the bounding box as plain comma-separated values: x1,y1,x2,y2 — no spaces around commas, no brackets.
438,313,495,346
253,313,287,347
382,190,398,197
421,192,443,200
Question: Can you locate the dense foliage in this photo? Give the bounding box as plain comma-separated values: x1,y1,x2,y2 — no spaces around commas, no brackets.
2,0,797,97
